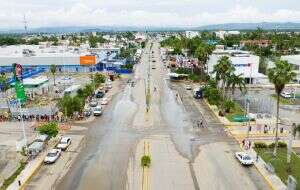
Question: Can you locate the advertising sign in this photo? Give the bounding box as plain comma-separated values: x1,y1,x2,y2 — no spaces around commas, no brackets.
13,63,26,103
80,55,96,65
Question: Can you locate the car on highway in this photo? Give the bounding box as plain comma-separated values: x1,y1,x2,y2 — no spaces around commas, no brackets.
96,91,105,98
89,100,98,107
280,91,292,98
93,106,102,116
152,60,156,63
57,137,71,151
235,152,254,166
101,98,109,105
151,65,156,69
44,149,61,164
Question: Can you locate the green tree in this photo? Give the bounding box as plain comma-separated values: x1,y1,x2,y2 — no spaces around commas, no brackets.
213,56,235,96
88,36,98,48
50,64,57,86
227,73,246,96
0,73,10,94
38,122,59,138
267,60,296,157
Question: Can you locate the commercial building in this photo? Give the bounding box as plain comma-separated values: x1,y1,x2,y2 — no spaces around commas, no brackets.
0,45,127,74
281,55,300,82
207,49,267,84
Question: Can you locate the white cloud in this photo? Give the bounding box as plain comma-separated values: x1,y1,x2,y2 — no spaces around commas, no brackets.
0,1,299,28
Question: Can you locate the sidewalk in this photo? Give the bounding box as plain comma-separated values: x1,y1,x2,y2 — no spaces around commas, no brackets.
7,138,59,190
203,99,289,190
247,148,286,190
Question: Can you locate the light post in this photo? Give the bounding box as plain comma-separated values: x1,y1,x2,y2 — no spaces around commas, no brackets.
18,99,28,154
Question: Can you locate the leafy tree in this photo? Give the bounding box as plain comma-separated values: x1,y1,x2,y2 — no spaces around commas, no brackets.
0,73,10,93
38,122,59,138
50,64,57,86
88,36,98,48
93,73,106,85
267,60,296,157
227,73,246,95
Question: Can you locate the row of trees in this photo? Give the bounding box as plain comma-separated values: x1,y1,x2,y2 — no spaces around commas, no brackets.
204,56,246,113
161,36,214,81
57,73,106,117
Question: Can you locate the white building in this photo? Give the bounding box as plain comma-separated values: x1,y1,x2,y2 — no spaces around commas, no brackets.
281,55,300,82
215,30,241,40
0,45,106,73
207,50,267,84
185,31,199,39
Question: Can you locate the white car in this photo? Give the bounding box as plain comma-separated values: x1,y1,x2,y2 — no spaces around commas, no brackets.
57,137,71,151
281,91,292,98
93,106,102,116
44,149,61,164
186,85,192,90
101,98,109,105
235,152,254,166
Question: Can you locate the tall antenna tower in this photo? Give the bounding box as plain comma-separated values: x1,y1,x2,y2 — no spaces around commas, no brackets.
23,14,28,33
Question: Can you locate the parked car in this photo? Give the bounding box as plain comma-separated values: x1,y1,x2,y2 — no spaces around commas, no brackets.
44,149,61,164
93,106,102,116
235,152,254,166
89,101,98,107
96,91,105,98
101,98,109,105
151,65,156,69
83,107,92,117
281,91,292,98
57,137,71,151
186,85,192,90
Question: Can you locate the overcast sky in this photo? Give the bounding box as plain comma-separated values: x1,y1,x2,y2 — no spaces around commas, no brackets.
1,0,300,29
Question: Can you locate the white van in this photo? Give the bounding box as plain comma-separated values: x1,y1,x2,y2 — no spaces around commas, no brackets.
93,106,102,116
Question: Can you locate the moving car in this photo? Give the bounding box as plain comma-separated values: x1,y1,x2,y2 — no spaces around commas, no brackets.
101,98,109,105
235,152,254,166
89,100,98,107
280,91,292,98
57,137,71,151
44,149,61,164
93,106,102,116
151,65,156,69
96,91,105,98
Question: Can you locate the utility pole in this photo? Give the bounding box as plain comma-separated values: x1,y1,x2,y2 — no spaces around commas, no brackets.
287,123,296,172
18,99,28,153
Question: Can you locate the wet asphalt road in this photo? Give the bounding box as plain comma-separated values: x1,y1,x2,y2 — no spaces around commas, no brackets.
56,41,270,190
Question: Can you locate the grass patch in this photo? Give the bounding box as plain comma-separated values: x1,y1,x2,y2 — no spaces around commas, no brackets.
141,155,151,167
225,102,244,122
0,162,26,190
255,148,300,189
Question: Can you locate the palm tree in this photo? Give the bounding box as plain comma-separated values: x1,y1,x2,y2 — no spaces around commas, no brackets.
50,64,57,86
0,73,9,98
213,56,235,98
227,73,246,96
267,60,296,157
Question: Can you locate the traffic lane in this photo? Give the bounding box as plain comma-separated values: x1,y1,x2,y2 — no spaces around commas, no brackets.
172,83,271,190
24,134,85,190
194,142,270,190
56,84,141,190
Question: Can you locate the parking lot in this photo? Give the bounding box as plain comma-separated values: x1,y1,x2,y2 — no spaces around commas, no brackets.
24,134,85,190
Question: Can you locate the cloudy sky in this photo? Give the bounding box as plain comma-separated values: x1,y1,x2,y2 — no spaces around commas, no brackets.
1,0,300,29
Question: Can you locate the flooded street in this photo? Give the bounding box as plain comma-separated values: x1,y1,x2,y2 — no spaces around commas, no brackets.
56,41,270,190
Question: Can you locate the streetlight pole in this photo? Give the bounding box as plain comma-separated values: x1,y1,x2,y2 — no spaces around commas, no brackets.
18,99,28,153
287,123,296,172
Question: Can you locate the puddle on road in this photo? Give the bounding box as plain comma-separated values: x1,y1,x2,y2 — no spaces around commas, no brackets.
161,79,197,161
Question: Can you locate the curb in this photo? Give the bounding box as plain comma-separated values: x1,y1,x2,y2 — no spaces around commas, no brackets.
203,99,280,190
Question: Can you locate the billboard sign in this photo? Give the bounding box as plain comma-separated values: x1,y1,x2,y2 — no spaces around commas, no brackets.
13,63,26,103
80,55,96,65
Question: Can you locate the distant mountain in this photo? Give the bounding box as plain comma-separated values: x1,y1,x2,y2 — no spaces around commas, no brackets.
1,22,300,34
0,26,187,34
194,22,300,31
